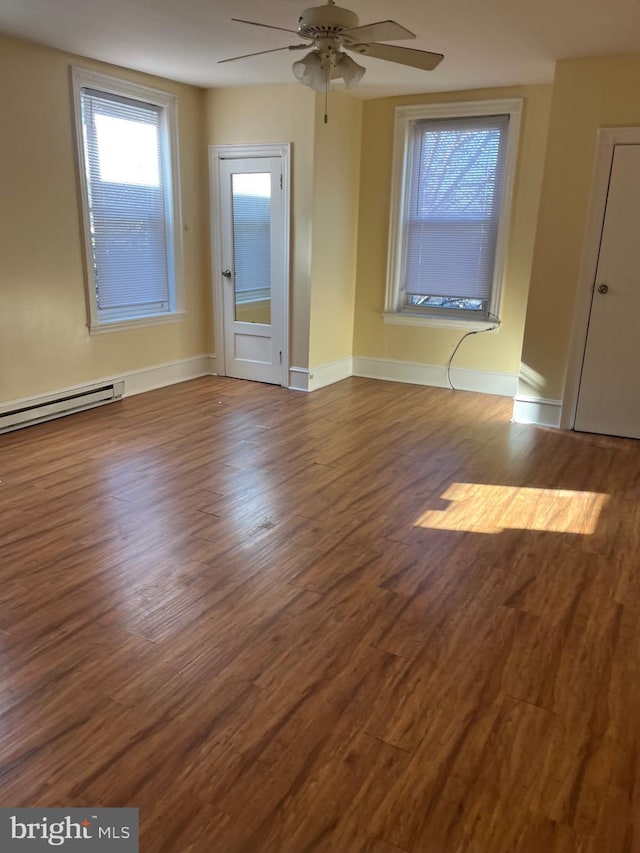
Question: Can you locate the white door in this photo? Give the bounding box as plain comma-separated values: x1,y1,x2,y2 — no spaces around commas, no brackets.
575,144,640,439
215,153,288,385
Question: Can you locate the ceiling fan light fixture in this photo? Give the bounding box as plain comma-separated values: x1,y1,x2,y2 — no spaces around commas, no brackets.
292,51,327,91
334,52,366,88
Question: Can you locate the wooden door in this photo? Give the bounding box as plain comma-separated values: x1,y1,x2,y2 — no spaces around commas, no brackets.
216,154,287,385
575,144,640,439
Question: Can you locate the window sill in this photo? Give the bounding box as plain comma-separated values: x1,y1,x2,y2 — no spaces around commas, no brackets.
382,311,500,332
89,311,186,335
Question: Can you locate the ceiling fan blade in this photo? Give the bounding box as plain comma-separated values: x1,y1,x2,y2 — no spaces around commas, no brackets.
218,44,308,64
231,18,301,35
343,20,415,42
356,42,444,71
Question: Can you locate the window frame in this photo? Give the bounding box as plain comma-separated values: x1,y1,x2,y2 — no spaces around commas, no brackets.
384,98,522,330
71,67,184,334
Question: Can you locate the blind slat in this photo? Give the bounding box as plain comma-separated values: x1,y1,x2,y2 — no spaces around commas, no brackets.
404,114,508,301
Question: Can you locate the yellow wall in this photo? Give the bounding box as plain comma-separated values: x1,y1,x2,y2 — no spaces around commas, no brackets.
204,85,316,369
520,55,640,401
309,92,362,368
352,84,552,376
9,28,634,407
0,33,210,403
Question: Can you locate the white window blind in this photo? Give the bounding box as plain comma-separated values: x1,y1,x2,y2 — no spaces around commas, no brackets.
80,88,171,318
404,114,509,303
231,172,271,303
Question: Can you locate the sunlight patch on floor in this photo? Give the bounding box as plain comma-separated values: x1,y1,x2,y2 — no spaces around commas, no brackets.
414,483,608,535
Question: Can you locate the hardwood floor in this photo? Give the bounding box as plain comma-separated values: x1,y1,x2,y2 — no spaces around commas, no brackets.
1,375,640,852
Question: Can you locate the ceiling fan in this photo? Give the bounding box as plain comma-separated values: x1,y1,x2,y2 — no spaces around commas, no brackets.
219,0,444,116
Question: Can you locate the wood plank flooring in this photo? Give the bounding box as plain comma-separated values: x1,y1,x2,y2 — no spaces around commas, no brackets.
1,376,640,852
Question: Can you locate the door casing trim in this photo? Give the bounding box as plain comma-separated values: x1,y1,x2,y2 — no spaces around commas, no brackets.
209,143,291,385
562,127,640,429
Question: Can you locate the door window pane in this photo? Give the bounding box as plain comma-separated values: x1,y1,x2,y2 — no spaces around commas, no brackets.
231,172,271,324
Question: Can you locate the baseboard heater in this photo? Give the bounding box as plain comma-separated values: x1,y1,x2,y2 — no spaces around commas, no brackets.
0,380,125,434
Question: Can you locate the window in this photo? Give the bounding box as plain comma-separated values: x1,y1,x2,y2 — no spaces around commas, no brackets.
72,68,183,332
385,99,522,328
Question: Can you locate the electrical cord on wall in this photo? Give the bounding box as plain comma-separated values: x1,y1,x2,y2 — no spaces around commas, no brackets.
447,312,501,391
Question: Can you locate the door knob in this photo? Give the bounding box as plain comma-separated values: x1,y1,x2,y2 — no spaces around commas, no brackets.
597,283,608,294
222,269,232,278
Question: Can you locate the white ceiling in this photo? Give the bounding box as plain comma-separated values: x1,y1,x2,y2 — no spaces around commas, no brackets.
2,0,640,98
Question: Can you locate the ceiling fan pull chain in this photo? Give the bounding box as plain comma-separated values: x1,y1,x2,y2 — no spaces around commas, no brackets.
324,66,329,124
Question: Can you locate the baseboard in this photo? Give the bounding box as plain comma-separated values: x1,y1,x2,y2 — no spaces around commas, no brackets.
6,358,555,433
1,355,218,417
512,396,563,428
352,356,518,397
123,354,216,396
308,357,353,391
288,367,310,392
288,357,353,392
